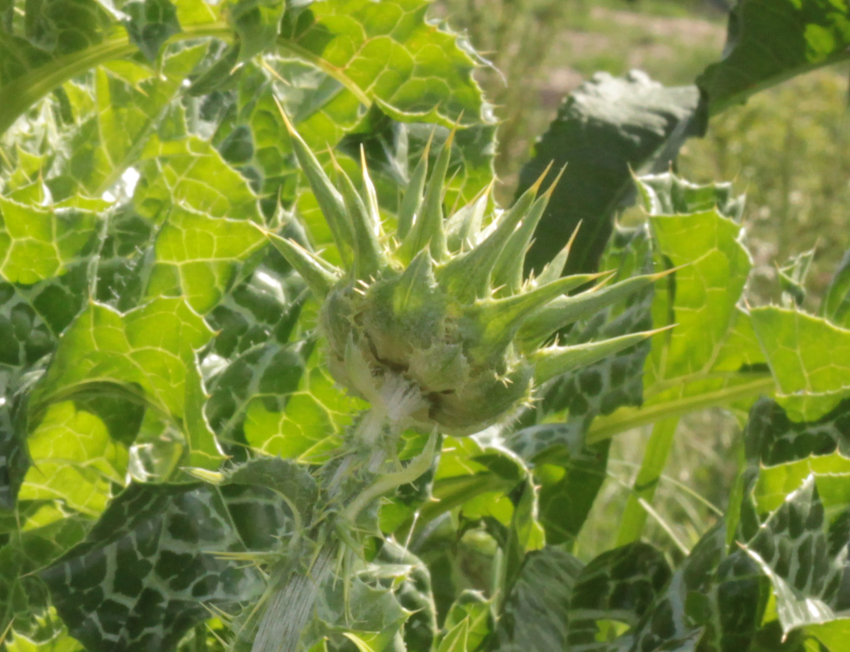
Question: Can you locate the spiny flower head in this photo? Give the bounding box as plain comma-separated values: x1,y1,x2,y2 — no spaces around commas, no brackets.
268,112,666,435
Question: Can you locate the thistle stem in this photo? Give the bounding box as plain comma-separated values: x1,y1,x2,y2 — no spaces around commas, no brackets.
250,546,337,652
249,376,435,652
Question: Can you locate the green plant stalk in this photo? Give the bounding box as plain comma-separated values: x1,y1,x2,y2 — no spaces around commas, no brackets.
615,416,679,546
247,383,437,652
586,375,775,444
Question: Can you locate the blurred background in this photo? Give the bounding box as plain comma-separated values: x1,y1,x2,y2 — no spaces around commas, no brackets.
432,0,850,560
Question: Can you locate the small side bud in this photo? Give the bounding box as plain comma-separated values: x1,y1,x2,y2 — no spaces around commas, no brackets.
393,249,438,316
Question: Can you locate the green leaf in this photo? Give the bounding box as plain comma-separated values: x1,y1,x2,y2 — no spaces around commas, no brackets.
148,203,266,313
698,0,850,115
122,0,181,62
307,553,413,652
617,175,764,544
745,397,850,515
342,633,380,652
206,336,312,448
513,222,657,459
135,133,263,225
615,417,679,547
507,223,657,544
646,207,752,387
566,542,672,649
280,0,487,128
51,45,207,199
518,72,703,276
376,541,438,652
18,401,126,516
808,619,850,652
496,546,583,652
226,0,285,62
602,524,765,652
0,503,91,638
636,172,745,220
0,260,92,507
40,482,271,652
778,249,816,308
821,248,850,328
0,197,100,285
31,297,225,471
741,477,845,638
751,307,850,422
734,396,850,646
241,345,365,462
443,591,491,652
512,426,609,546
425,436,529,528
437,618,469,652
0,0,113,89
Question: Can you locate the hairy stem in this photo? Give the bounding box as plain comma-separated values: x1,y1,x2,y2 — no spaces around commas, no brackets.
250,546,337,652
250,377,434,652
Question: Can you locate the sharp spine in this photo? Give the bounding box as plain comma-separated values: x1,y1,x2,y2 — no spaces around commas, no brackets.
265,232,341,299
468,272,605,364
274,99,354,269
518,268,675,349
399,127,455,263
533,326,673,384
332,153,385,281
438,166,550,302
397,131,433,241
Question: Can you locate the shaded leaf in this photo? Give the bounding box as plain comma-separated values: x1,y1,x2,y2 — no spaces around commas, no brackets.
496,546,583,652
698,0,850,115
566,542,672,649
741,477,845,638
40,482,270,652
745,397,850,515
518,71,703,277
226,0,285,62
122,0,181,62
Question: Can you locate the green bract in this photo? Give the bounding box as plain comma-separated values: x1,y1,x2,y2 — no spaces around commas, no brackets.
269,112,664,435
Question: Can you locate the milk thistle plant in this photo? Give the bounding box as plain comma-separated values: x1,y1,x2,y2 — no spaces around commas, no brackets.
5,1,850,652
235,111,663,651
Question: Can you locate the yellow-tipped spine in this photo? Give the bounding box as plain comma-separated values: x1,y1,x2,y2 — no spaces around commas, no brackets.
533,326,675,384
399,127,455,264
331,153,385,281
